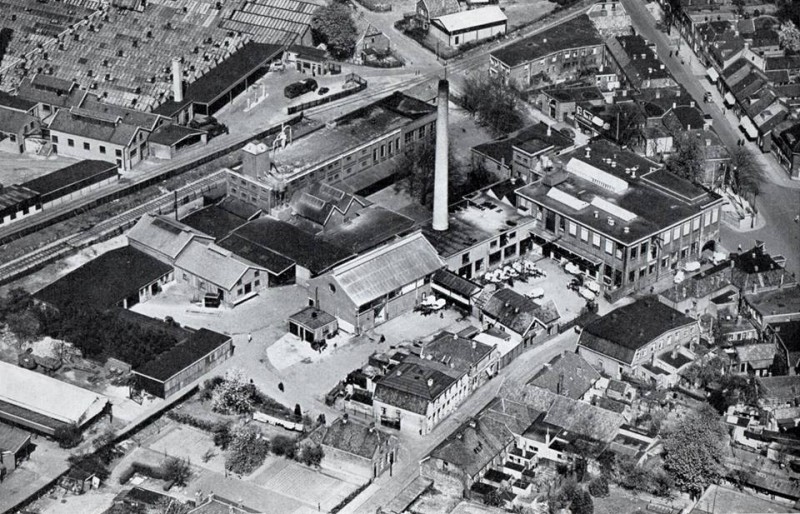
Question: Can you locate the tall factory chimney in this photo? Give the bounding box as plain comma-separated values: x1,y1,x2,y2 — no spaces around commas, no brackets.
432,79,449,232
172,57,184,103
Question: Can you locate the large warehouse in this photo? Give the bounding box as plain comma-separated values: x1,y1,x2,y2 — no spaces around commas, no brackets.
0,361,109,435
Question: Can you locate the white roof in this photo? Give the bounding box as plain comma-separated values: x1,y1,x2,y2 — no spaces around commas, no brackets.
433,6,507,33
175,240,262,291
0,360,108,427
565,158,629,194
547,187,589,211
590,197,637,222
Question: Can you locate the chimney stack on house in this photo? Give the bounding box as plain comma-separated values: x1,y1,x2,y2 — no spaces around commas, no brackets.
171,57,184,103
432,79,450,232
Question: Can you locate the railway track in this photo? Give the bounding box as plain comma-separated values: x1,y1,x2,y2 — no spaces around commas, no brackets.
0,172,225,285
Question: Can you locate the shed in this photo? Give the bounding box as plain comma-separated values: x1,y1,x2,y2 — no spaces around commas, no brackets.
288,307,338,344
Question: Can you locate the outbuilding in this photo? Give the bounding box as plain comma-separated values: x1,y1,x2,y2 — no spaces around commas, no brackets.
430,6,507,48
288,307,338,345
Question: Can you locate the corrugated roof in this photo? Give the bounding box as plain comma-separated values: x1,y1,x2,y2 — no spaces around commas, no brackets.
432,6,506,33
0,360,107,427
331,233,443,307
174,241,260,290
128,214,212,261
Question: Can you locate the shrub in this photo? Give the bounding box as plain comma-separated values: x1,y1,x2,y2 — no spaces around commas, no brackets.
213,423,232,450
162,457,191,486
131,461,166,480
225,423,269,475
166,411,218,432
271,435,297,458
54,425,82,449
588,476,609,497
118,466,135,484
69,453,110,481
301,444,324,467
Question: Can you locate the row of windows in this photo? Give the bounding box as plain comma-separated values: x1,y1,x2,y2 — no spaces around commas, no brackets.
52,135,123,157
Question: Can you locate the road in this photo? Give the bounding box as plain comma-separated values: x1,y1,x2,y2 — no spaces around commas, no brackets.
620,0,800,277
343,330,579,514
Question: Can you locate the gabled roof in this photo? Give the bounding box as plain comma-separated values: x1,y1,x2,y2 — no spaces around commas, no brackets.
491,15,602,68
374,361,457,414
0,424,30,454
429,413,515,478
420,0,460,19
734,343,775,364
528,351,600,400
579,298,695,364
174,241,263,291
432,269,482,299
420,332,494,373
320,418,394,459
128,213,213,261
329,233,442,307
479,287,560,335
432,6,506,34
48,107,139,147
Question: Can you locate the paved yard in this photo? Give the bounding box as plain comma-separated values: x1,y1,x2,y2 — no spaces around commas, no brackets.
147,425,226,473
255,459,363,512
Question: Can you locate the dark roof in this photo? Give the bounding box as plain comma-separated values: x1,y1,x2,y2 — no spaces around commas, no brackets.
529,351,600,400
757,376,800,403
421,332,494,373
429,414,515,478
0,423,30,453
606,34,672,87
134,329,230,382
148,124,206,147
23,160,117,197
151,97,193,117
771,320,800,354
473,123,569,166
374,361,457,414
580,298,695,364
663,105,705,131
289,45,327,61
185,43,283,104
542,86,604,104
491,15,602,68
17,75,84,109
321,418,392,459
48,107,141,147
34,246,172,311
119,487,175,506
0,107,36,134
222,217,351,275
289,307,337,330
432,269,482,298
0,92,35,112
480,287,560,334
0,398,69,433
320,206,416,255
180,205,250,240
215,232,295,275
745,285,800,319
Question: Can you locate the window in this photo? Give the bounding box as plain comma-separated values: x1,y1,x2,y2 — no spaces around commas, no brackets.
99,145,106,154
183,273,188,281
630,246,638,260
67,138,74,147
673,226,681,241
380,144,386,158
640,241,648,257
693,217,700,231
711,208,719,223
329,283,336,293
418,126,425,139
568,222,577,236
116,159,122,168
52,135,59,144
52,144,58,154
663,229,671,245
254,280,260,287
462,253,470,265
115,149,122,157
580,227,589,242
254,270,260,277
83,142,90,151
405,132,413,144
683,221,691,236
605,239,613,255
130,147,137,157
704,212,711,227
592,233,601,247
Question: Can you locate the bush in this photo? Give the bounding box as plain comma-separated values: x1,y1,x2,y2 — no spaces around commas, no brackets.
118,466,136,484
54,425,83,449
225,423,270,475
131,461,166,480
162,457,191,486
588,476,609,497
271,435,297,458
213,423,232,450
166,411,218,432
300,444,324,467
69,453,110,481
211,370,256,415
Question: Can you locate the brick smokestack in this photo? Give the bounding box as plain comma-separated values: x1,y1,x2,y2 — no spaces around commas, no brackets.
432,79,449,232
172,57,184,103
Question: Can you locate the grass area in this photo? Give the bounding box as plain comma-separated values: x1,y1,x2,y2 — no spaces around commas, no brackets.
502,0,559,32
593,490,651,514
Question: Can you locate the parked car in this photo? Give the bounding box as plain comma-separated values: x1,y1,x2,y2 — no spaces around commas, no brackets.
317,87,329,96
284,78,318,99
188,116,229,138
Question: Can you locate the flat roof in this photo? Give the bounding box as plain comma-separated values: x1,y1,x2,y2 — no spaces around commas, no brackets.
289,306,337,330
34,246,172,311
516,141,722,245
746,285,800,318
222,217,352,275
606,34,672,85
432,6,506,34
472,122,571,167
0,107,36,134
542,85,604,104
0,91,36,112
491,15,602,68
22,160,117,197
186,42,283,105
0,185,38,211
269,92,435,179
134,328,231,382
423,190,535,258
320,206,416,254
148,124,206,147
180,205,250,240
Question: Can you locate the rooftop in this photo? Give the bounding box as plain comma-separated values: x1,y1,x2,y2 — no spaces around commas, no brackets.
320,418,393,459
180,204,250,240
328,233,443,307
479,287,560,335
745,285,800,319
528,351,600,400
267,92,435,179
134,329,230,382
289,306,337,330
374,361,458,414
0,423,30,454
491,15,602,68
127,213,213,261
22,160,117,197
771,320,800,354
606,34,672,87
429,414,514,478
580,298,695,364
148,123,206,147
0,106,37,134
432,6,507,34
423,190,535,259
174,241,261,291
757,375,800,402
0,92,35,113
472,122,571,167
221,217,351,275
34,246,172,311
516,140,722,245
320,206,416,255
542,85,604,104
420,331,494,373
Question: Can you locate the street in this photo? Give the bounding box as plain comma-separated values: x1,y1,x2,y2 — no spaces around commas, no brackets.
343,329,579,514
620,0,800,277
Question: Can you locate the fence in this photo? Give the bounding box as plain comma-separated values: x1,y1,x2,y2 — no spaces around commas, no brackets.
287,74,367,114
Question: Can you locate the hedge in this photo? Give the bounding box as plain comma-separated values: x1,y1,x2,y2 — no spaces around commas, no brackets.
166,411,220,432
330,480,372,513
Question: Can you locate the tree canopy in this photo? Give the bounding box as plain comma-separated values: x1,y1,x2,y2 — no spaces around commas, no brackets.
779,21,800,52
461,73,524,136
662,403,727,497
727,146,762,202
311,4,357,60
665,133,704,184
